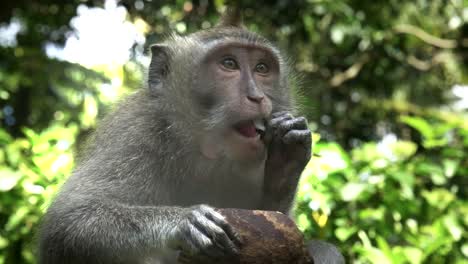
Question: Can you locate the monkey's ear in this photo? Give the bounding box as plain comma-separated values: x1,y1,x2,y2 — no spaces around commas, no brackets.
217,7,244,28
148,44,169,95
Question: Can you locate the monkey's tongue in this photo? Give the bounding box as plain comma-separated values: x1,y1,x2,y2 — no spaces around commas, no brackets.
235,121,258,138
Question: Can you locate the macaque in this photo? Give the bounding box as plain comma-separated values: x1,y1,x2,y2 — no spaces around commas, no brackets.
38,8,343,264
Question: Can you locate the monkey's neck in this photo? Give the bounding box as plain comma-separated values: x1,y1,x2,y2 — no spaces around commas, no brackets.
166,149,264,209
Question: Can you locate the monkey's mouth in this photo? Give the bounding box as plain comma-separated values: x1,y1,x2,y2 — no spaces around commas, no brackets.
233,119,266,139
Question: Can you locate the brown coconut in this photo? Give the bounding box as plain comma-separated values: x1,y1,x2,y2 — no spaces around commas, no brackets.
215,208,313,264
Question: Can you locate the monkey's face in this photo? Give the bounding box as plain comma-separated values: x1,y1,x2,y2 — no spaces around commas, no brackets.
195,44,279,162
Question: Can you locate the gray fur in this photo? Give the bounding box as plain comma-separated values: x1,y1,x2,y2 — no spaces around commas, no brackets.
308,240,346,264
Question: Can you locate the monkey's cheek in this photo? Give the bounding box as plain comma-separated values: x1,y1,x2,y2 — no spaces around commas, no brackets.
200,136,223,160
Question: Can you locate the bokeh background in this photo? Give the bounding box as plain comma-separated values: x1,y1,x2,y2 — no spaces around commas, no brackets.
0,0,467,263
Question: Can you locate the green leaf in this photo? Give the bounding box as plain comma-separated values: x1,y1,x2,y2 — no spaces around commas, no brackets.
442,159,459,178
359,207,385,221
22,127,39,142
443,215,463,241
352,142,380,163
341,182,366,201
0,128,12,143
390,140,417,160
402,247,423,264
5,206,29,231
0,235,8,249
421,189,455,211
296,213,311,232
462,243,468,258
390,171,414,188
0,168,22,191
302,142,350,180
416,163,447,185
357,246,392,264
400,116,434,139
400,116,451,148
335,226,357,241
376,236,393,260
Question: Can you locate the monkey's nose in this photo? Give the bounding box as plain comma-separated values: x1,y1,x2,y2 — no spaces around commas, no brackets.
246,79,264,103
247,93,265,103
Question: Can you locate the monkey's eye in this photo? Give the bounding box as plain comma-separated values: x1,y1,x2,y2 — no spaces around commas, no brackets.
255,63,269,74
220,58,239,70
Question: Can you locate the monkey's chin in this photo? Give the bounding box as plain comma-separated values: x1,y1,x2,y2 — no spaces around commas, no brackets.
228,130,266,162
199,131,265,162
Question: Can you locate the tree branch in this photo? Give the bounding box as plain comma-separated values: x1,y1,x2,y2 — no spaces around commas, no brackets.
394,24,457,49
329,54,369,87
406,51,450,71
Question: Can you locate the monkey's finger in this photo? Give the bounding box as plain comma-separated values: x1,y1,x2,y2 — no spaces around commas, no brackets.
204,217,240,255
199,206,242,247
271,111,290,118
189,216,229,258
270,112,293,122
276,117,308,135
189,206,235,255
193,212,240,255
192,216,237,257
282,130,312,145
179,222,214,256
269,114,294,129
206,210,243,248
209,224,239,256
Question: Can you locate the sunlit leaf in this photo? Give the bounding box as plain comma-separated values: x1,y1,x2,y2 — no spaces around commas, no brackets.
359,207,385,221
402,247,423,264
341,182,366,201
81,94,98,128
421,189,455,211
0,168,22,191
23,182,45,195
462,243,468,258
357,246,392,264
0,235,8,249
376,236,393,260
21,127,39,142
390,140,417,160
303,142,350,180
443,215,463,241
5,139,29,165
296,213,311,232
335,226,357,241
5,206,29,231
442,159,459,178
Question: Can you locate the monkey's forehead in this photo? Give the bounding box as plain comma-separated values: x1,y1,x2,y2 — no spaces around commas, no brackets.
185,27,283,61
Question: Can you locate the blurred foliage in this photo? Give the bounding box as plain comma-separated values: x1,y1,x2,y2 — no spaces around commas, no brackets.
296,113,468,263
0,0,467,263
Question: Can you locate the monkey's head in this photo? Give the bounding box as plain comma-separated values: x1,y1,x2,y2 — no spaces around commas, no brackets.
148,9,294,163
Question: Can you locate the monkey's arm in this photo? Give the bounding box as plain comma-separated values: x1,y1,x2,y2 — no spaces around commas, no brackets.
39,197,240,264
261,111,311,213
39,197,179,263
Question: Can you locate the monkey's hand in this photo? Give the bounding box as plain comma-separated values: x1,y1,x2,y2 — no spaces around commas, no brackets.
262,111,311,211
168,205,242,264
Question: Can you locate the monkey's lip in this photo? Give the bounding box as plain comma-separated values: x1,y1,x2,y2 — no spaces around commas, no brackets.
233,119,266,139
